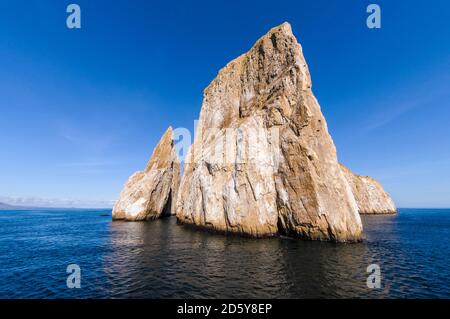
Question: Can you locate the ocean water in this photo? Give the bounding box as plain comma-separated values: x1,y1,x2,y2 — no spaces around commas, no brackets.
0,208,448,299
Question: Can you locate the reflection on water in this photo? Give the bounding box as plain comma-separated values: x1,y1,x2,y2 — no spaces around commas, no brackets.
0,209,449,298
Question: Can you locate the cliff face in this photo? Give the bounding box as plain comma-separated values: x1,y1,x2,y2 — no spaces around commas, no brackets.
112,127,180,221
176,22,362,242
340,164,397,215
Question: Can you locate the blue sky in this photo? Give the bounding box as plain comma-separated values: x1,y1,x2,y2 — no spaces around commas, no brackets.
0,0,449,208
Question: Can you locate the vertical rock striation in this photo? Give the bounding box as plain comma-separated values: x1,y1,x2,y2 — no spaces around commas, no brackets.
176,22,363,242
340,164,397,214
112,127,180,221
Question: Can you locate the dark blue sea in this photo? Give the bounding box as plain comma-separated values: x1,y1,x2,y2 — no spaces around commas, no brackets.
0,208,448,298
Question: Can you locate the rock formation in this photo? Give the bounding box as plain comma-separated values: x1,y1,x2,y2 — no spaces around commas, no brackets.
112,127,180,221
176,22,363,242
340,164,396,214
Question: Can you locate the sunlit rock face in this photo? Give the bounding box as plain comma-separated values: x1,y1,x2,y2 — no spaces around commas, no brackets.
112,127,180,221
176,22,363,242
340,164,397,215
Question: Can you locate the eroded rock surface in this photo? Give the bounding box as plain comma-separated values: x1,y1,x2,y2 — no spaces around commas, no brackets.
176,22,363,241
112,127,180,221
340,164,396,215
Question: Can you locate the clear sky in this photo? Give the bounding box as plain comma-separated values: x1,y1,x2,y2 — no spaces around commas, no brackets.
0,0,449,208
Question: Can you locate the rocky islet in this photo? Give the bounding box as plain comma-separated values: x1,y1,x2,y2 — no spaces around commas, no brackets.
113,22,396,242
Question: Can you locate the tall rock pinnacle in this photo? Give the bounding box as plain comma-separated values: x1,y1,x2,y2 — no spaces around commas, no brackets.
176,22,363,241
112,127,180,221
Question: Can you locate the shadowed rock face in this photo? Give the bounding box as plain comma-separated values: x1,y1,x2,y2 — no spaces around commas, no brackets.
112,127,180,221
340,164,397,215
176,22,363,242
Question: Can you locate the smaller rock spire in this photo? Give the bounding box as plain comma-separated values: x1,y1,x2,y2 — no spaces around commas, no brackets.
340,164,397,215
112,127,180,221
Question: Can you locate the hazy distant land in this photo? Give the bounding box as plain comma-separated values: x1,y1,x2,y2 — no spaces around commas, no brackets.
0,202,35,210
0,201,112,211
